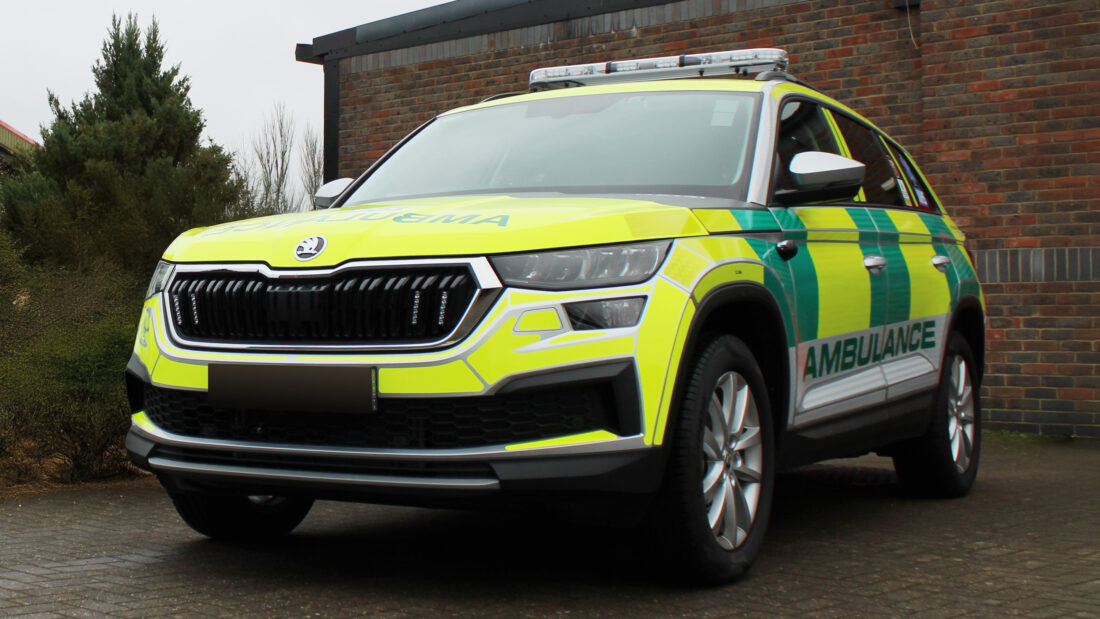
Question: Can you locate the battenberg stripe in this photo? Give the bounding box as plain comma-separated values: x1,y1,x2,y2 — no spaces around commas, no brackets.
884,210,931,239
917,212,957,243
692,209,742,232
730,209,780,231
844,207,875,231
792,207,872,339
765,268,797,348
792,206,857,230
662,245,712,289
860,238,890,329
844,207,888,327
940,244,963,307
959,279,984,307
918,213,963,308
771,208,804,231
868,209,911,325
766,209,819,342
745,237,800,347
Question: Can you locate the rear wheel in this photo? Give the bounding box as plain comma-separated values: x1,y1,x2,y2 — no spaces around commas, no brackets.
171,493,314,541
657,335,775,585
893,332,981,498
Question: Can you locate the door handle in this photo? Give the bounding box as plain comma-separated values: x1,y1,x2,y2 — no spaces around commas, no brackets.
931,255,951,272
863,255,887,275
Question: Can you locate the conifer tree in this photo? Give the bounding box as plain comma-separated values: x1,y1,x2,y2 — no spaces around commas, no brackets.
0,14,244,271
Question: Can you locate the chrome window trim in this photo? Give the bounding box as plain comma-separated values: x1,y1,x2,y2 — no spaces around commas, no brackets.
160,257,502,353
132,421,649,462
147,457,502,491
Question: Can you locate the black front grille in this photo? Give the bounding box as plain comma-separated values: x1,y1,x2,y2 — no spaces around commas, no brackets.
166,266,476,345
144,384,616,449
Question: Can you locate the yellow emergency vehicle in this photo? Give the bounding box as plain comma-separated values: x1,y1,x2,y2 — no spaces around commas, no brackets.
127,49,985,583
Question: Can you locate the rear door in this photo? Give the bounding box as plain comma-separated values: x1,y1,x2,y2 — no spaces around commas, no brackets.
832,113,953,402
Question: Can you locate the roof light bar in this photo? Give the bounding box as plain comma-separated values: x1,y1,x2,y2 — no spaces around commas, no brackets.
529,48,788,90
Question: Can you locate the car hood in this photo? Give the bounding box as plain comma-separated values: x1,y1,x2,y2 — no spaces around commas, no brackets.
163,194,709,267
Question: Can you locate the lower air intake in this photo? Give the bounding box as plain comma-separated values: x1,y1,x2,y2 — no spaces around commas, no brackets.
143,384,618,450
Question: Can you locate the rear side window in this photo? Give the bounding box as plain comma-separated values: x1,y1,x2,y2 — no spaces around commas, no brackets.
833,114,906,207
771,100,842,194
885,142,936,211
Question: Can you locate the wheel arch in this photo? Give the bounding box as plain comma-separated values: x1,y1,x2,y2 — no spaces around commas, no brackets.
947,296,985,384
670,283,791,443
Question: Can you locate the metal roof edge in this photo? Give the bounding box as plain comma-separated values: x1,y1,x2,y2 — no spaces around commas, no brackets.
296,0,672,64
0,119,39,149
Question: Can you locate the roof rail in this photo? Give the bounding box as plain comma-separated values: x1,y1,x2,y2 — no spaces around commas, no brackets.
529,48,789,91
479,92,526,103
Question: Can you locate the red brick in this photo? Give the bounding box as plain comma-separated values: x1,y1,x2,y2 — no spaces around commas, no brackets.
329,0,1096,432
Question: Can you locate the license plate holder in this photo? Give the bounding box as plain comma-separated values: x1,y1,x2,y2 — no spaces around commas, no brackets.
208,364,377,414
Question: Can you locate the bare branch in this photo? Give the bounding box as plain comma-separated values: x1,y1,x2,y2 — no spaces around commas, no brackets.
240,102,299,214
299,123,324,206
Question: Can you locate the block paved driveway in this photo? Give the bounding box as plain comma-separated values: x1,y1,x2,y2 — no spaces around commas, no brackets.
1,434,1097,617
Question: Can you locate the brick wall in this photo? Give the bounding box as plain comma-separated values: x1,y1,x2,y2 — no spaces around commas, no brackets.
329,0,1099,435
917,0,1099,435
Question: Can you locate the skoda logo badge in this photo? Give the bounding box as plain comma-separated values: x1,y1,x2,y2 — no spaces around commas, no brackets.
295,236,326,261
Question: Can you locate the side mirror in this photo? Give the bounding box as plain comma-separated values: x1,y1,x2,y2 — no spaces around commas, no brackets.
774,151,865,206
313,178,354,209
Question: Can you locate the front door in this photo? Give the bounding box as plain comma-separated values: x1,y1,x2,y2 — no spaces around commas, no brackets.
767,98,890,426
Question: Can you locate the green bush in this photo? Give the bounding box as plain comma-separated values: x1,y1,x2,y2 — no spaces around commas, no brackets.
0,229,26,467
0,264,142,482
0,15,250,486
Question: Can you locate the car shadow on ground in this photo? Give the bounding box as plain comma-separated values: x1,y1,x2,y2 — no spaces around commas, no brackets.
150,462,916,592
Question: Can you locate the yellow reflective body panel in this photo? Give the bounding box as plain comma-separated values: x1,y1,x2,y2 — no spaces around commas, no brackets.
133,76,981,460
163,196,709,267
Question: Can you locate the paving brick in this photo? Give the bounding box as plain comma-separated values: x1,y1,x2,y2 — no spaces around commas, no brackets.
0,433,1095,616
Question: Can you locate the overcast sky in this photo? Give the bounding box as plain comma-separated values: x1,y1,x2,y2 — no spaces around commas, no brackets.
2,0,450,154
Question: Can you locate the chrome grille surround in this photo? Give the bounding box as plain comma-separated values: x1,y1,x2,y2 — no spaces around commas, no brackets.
159,257,501,352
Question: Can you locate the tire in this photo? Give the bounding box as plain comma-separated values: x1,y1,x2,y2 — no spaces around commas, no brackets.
893,332,981,498
171,493,314,541
656,334,775,585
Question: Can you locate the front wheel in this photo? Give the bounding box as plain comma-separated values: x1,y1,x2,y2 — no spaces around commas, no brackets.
893,332,981,498
656,335,775,585
171,492,314,541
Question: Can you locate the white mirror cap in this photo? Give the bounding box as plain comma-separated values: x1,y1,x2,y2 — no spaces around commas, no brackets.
313,178,354,209
789,151,865,189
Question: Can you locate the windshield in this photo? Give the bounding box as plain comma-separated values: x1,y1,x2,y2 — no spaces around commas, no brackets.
344,90,759,205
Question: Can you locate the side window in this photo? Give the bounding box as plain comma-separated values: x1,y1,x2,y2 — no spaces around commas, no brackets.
885,142,936,211
772,100,842,193
833,114,906,207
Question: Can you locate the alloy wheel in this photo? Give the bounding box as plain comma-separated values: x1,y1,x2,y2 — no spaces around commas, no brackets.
701,371,764,550
946,355,976,473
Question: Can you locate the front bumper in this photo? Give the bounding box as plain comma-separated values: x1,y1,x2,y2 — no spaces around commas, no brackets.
127,252,701,502
126,423,663,501
126,359,664,499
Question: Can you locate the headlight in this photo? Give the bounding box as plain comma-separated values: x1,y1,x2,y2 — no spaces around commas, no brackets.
145,261,174,299
489,241,670,290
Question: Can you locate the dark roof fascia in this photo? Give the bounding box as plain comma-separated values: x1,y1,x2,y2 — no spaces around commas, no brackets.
296,0,672,64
